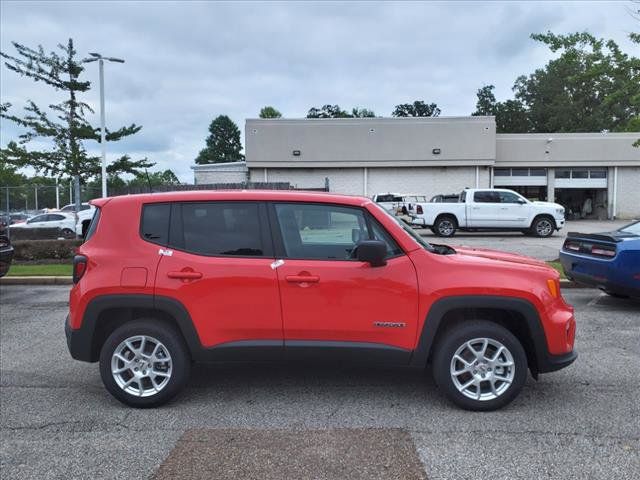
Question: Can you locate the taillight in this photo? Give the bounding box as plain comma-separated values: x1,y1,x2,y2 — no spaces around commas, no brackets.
416,205,423,215
564,241,580,251
591,246,616,257
73,255,88,284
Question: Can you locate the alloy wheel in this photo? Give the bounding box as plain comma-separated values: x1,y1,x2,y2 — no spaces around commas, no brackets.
110,335,173,397
450,337,515,401
536,219,553,237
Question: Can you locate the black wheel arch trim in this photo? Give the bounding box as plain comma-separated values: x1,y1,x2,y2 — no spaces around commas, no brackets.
409,295,576,374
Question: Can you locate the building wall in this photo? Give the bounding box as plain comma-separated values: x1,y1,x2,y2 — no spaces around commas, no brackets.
248,166,490,197
367,166,485,197
250,168,364,194
616,167,640,219
195,170,248,184
246,117,496,168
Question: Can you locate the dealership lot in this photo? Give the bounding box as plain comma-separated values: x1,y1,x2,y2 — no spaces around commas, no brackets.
419,219,631,260
1,285,638,479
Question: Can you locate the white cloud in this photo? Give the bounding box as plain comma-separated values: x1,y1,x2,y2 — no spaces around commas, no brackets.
1,0,637,183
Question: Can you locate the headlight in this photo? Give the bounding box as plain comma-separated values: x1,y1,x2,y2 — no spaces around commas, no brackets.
556,208,564,215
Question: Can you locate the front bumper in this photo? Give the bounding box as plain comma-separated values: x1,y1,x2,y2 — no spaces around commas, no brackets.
536,349,577,373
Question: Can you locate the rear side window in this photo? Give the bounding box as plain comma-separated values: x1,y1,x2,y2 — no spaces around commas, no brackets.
178,202,264,256
141,203,170,245
84,208,101,242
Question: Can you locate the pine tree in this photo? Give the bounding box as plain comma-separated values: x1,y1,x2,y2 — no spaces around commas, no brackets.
195,115,244,164
0,39,152,207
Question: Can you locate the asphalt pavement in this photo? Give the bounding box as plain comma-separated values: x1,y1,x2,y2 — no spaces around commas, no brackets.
1,285,639,479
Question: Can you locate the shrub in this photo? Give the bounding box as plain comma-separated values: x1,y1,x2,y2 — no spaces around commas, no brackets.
11,239,83,261
9,227,69,240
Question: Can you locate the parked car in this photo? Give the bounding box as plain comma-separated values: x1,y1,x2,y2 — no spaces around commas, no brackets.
430,193,460,203
372,193,428,226
10,212,76,238
60,202,93,213
0,234,13,277
66,191,576,411
412,188,565,237
560,220,640,298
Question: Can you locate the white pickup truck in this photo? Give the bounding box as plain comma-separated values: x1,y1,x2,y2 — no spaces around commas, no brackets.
411,188,565,237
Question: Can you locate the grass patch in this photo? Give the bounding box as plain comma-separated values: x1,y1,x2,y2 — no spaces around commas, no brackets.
7,263,73,277
547,260,566,279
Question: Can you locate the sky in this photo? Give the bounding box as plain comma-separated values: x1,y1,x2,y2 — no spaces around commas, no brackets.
1,0,638,183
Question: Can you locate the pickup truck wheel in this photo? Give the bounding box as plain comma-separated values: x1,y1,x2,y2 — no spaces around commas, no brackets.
432,321,527,411
531,216,555,237
434,216,457,237
99,319,191,408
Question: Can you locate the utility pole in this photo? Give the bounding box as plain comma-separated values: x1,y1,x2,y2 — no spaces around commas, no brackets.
55,178,60,210
83,53,125,198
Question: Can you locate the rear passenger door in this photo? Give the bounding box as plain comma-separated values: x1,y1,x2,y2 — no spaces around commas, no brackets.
468,191,501,227
153,201,283,357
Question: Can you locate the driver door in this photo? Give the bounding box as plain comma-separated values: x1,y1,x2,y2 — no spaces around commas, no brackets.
269,202,419,362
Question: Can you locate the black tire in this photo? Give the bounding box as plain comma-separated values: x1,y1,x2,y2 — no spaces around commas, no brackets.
99,319,191,408
604,290,629,299
433,215,457,237
530,216,555,238
432,320,527,411
61,228,76,239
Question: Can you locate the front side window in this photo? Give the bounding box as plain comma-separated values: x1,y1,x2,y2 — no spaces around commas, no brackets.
180,202,263,256
274,203,400,260
498,191,523,204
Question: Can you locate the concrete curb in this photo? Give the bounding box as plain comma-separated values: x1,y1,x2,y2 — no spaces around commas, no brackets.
2,276,589,289
1,276,73,285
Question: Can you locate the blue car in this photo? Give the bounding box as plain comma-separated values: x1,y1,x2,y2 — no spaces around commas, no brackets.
560,220,640,298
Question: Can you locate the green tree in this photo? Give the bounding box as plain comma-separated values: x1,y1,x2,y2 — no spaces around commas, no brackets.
259,106,282,118
472,85,531,133
351,107,376,118
392,100,441,117
307,104,352,118
128,169,180,189
195,115,244,164
513,32,640,133
0,39,152,202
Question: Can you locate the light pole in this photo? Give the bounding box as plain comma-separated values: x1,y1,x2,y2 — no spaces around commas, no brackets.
83,53,125,198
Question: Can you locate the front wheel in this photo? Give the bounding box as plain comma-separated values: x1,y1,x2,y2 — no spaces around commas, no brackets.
530,216,555,237
99,319,191,408
432,321,527,411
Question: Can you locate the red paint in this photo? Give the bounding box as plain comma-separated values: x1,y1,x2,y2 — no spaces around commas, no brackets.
69,190,575,357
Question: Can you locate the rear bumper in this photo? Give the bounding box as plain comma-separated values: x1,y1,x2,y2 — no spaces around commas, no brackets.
0,246,14,277
566,271,639,297
65,313,94,362
560,252,639,297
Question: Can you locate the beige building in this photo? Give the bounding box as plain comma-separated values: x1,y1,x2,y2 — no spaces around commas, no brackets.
193,117,640,219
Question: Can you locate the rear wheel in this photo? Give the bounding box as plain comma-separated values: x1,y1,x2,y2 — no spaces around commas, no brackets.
99,319,191,408
434,216,457,237
432,321,527,411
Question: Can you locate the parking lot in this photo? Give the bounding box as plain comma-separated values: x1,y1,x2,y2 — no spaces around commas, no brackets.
418,219,631,260
1,284,638,479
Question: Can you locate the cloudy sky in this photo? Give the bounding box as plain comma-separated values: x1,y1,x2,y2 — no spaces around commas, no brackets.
1,0,637,182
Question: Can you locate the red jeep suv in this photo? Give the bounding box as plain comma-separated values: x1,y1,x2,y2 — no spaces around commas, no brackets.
66,191,576,410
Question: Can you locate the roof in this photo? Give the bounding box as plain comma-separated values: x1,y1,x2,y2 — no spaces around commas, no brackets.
92,190,372,208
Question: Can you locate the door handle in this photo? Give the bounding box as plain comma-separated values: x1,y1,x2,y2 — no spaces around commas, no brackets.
167,271,203,280
285,275,320,283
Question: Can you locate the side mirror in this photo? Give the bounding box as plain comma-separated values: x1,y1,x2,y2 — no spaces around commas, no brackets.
517,199,527,205
356,240,387,267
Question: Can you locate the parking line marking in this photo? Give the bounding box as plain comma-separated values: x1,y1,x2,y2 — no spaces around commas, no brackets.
587,293,605,306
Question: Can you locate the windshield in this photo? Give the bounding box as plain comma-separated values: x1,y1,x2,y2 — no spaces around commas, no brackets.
370,202,435,252
619,221,640,235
